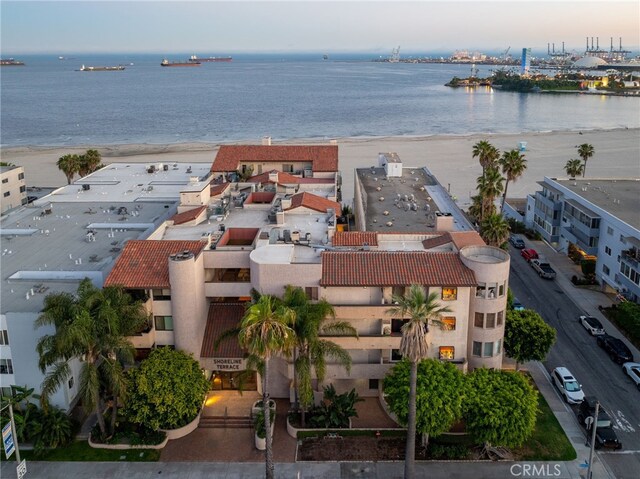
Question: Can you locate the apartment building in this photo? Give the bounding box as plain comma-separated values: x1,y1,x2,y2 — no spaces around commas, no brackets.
104,147,510,399
528,177,640,302
1,165,27,213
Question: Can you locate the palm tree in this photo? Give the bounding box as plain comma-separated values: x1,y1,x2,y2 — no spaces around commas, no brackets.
56,154,79,184
472,140,500,175
35,279,148,439
282,285,357,427
386,285,452,479
467,195,483,225
476,167,504,220
480,213,511,247
238,295,296,479
564,159,584,179
577,143,594,177
78,149,103,177
499,149,527,213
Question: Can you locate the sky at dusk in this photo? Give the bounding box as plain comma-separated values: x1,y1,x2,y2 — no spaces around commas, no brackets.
2,1,639,55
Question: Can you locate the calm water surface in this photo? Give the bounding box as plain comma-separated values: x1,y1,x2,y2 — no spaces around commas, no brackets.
1,54,638,147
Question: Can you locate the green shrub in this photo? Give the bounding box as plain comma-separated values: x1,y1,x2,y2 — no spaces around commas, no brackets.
307,385,363,429
253,408,276,439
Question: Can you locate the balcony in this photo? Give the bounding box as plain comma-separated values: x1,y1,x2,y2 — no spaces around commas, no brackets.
323,362,394,380
322,334,401,350
205,282,254,298
622,248,640,267
333,305,394,320
129,328,155,349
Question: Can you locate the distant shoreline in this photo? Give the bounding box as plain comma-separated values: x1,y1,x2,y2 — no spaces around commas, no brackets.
2,128,639,207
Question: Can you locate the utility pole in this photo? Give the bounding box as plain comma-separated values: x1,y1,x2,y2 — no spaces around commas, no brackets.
586,401,599,479
1,401,21,463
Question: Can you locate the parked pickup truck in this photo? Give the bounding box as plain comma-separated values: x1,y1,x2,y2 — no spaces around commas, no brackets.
530,258,556,279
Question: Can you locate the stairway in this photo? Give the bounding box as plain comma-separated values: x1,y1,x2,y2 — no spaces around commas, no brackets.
199,415,254,429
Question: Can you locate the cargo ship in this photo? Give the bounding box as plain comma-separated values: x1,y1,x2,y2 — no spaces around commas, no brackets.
79,65,125,71
161,58,201,67
1,58,25,66
188,55,232,63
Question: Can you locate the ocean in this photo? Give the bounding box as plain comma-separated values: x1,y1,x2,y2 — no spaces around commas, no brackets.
1,53,638,147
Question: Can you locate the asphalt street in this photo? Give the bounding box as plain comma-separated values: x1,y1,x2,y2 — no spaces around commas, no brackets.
508,244,640,479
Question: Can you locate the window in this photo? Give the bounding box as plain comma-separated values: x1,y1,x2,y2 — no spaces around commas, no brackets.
282,164,294,173
369,379,379,390
485,313,496,329
3,192,9,197
391,318,404,334
487,283,497,299
0,359,13,374
152,289,171,301
154,315,174,331
498,282,505,297
441,316,456,331
305,287,318,301
472,341,482,357
474,312,484,328
605,246,611,256
603,265,610,275
495,339,502,355
441,287,457,301
483,342,494,357
497,311,504,327
620,235,626,244
19,186,26,193
1,178,7,184
476,283,486,298
391,349,403,362
607,226,614,235
68,377,74,389
439,346,455,360
0,330,8,345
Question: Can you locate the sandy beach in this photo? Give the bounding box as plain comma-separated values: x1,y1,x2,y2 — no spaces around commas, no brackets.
2,128,639,207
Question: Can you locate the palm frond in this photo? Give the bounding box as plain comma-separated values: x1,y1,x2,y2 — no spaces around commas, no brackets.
40,361,71,409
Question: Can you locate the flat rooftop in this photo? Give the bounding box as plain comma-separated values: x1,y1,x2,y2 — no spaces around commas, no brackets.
555,178,640,230
1,201,174,313
356,166,474,233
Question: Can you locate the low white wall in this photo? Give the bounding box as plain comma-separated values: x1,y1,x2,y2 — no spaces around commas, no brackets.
88,435,168,450
161,410,202,440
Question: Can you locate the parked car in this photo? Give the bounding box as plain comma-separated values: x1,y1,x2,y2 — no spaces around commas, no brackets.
551,367,585,404
577,396,622,450
622,362,640,390
512,298,525,311
530,258,557,279
579,315,606,336
521,248,539,262
509,235,525,249
596,334,634,364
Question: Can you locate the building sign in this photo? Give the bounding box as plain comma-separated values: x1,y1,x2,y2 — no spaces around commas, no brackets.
211,358,245,371
17,459,27,479
3,422,15,459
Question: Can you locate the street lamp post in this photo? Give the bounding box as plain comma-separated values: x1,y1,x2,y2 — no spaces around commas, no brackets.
586,401,599,479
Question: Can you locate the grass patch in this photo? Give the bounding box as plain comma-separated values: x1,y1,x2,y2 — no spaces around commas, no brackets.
515,391,576,461
1,441,161,462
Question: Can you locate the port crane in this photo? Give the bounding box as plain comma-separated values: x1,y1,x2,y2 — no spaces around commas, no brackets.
500,46,511,61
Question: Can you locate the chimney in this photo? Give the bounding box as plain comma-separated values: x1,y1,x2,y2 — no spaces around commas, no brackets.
262,136,272,146
434,212,454,232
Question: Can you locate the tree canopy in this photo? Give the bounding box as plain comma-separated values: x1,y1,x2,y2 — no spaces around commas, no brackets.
504,309,556,370
383,359,465,439
463,368,538,448
125,347,210,431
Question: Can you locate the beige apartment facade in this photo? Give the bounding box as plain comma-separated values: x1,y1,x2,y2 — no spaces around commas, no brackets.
104,144,510,400
0,165,27,213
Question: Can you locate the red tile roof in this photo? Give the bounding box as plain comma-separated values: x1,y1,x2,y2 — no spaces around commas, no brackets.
449,231,485,249
422,233,453,249
210,182,230,197
170,205,207,225
211,145,339,173
201,303,246,359
320,251,477,287
248,170,334,185
104,240,205,289
286,192,341,213
333,231,378,247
